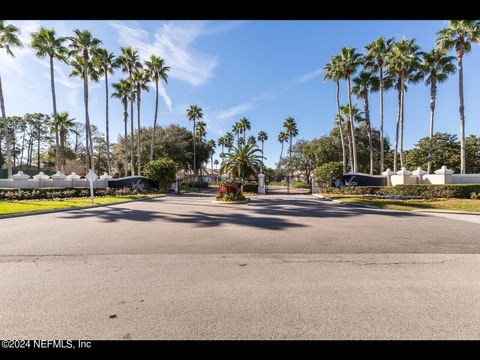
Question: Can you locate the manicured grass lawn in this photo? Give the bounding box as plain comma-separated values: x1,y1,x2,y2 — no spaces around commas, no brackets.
0,194,164,215
323,194,480,212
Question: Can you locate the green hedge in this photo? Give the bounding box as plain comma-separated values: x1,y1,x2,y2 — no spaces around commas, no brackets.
331,184,480,199
291,181,311,189
243,184,258,193
0,187,134,201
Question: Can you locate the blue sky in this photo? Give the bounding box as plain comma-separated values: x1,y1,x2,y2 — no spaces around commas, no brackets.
2,20,480,168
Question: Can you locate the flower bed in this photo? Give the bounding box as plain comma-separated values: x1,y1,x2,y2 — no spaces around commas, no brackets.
0,187,135,201
215,182,248,203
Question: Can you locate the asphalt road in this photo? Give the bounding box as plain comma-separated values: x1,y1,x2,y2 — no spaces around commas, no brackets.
1,194,480,339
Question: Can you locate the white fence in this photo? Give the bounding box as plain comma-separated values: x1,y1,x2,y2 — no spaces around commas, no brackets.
383,166,480,186
0,171,111,189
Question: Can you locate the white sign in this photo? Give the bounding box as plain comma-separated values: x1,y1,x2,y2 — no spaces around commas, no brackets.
86,169,97,203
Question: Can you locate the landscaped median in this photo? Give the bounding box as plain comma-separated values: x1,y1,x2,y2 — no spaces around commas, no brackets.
319,193,480,213
0,194,164,216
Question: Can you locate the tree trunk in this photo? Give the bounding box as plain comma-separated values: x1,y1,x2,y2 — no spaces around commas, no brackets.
192,119,196,187
137,89,141,176
347,76,357,173
335,80,347,173
130,82,135,176
83,63,92,172
0,73,13,178
364,93,374,175
50,56,61,173
105,70,111,175
20,128,26,168
123,103,128,178
150,79,159,161
393,85,401,173
427,78,437,174
399,76,405,169
37,125,41,170
458,54,466,174
379,65,385,173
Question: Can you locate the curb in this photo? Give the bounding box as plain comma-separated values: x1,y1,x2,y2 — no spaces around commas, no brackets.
212,198,251,205
312,193,378,209
413,209,480,215
0,195,165,220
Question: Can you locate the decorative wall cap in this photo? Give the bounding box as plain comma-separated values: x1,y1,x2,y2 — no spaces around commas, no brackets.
100,172,113,180
412,167,427,176
33,171,50,180
396,167,412,175
382,168,395,176
258,173,265,178
66,172,81,180
434,166,454,175
12,171,30,179
51,171,67,179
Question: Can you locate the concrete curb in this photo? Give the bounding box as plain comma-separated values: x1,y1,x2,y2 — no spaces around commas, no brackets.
212,198,251,205
413,209,480,215
0,195,166,220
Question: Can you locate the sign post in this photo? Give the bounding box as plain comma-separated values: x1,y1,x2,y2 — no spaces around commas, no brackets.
86,169,98,204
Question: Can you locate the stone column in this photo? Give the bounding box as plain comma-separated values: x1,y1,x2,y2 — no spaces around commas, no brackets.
412,167,427,184
66,172,81,187
99,172,113,189
33,172,51,188
258,173,266,194
12,171,31,188
381,168,395,186
51,171,67,187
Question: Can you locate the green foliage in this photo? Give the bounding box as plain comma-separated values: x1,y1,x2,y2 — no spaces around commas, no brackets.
332,184,480,199
242,184,258,193
314,162,344,188
291,181,311,189
143,157,177,191
0,187,134,201
220,144,263,180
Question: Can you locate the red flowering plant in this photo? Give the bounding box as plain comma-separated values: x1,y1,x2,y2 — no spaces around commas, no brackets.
216,182,246,201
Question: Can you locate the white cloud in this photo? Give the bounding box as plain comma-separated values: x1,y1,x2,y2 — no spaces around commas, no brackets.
217,101,256,120
295,67,324,83
155,82,173,112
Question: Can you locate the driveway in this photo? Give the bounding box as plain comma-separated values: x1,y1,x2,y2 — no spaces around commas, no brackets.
1,194,480,339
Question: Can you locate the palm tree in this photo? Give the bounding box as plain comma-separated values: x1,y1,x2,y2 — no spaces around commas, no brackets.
195,120,207,140
31,27,68,173
338,47,362,173
186,105,204,187
324,54,347,173
436,20,480,174
117,46,142,176
68,29,101,171
207,139,216,173
51,112,76,170
224,132,234,153
365,36,394,173
0,21,22,178
111,79,131,177
419,48,456,174
220,143,263,189
94,48,117,175
238,117,251,139
132,67,149,175
283,117,298,194
247,135,257,147
352,70,379,175
257,130,268,172
145,55,170,162
232,121,243,144
278,131,288,162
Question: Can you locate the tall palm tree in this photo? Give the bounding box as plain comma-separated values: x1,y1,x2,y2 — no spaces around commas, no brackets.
436,20,480,174
365,36,394,173
207,139,216,172
419,48,456,174
0,21,22,178
217,136,226,167
238,117,251,139
352,70,379,175
283,117,298,194
94,48,117,175
338,47,362,173
195,120,207,140
187,105,203,187
224,132,234,153
31,27,68,173
68,29,101,171
117,46,141,176
277,131,288,162
132,67,149,175
50,112,76,170
232,121,243,144
257,130,268,172
111,79,131,177
324,54,347,173
144,55,170,162
387,39,421,168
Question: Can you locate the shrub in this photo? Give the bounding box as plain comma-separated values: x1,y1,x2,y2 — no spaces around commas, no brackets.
314,162,344,189
330,184,480,199
291,181,311,189
143,158,177,192
243,184,258,193
216,182,246,201
0,187,134,201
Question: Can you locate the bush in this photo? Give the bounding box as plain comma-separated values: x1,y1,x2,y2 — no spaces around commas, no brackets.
243,184,258,193
330,184,480,199
314,162,344,189
0,187,134,201
143,158,177,192
291,181,311,189
216,182,246,201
